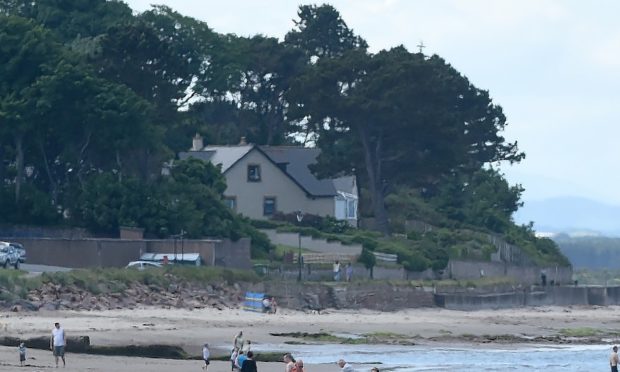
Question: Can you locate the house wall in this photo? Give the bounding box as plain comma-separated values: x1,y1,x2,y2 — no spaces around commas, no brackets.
224,150,335,219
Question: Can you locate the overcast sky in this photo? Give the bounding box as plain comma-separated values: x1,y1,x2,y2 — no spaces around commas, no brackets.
125,0,620,205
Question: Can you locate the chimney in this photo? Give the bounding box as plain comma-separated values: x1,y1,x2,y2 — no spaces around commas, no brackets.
239,136,247,145
192,133,204,151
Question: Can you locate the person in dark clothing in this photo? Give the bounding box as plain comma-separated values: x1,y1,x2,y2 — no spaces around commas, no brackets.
241,351,258,372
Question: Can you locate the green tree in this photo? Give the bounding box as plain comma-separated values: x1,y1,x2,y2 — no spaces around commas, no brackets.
285,4,367,61
289,47,524,234
432,168,524,233
0,15,60,202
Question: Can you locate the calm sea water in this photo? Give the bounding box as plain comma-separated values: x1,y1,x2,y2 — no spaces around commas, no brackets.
255,343,611,371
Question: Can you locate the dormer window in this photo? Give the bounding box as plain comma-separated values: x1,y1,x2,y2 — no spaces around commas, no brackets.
247,164,261,182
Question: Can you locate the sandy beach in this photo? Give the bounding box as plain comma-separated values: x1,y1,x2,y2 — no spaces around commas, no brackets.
1,305,619,371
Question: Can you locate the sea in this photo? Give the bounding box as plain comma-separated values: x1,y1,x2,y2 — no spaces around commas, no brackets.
255,343,611,371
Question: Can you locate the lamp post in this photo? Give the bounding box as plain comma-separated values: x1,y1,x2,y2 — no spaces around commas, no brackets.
180,229,185,263
296,210,304,282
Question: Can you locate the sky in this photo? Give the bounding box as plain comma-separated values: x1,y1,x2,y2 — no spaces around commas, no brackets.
124,0,620,205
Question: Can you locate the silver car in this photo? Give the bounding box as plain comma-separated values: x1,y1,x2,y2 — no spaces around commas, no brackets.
9,242,26,263
0,243,20,269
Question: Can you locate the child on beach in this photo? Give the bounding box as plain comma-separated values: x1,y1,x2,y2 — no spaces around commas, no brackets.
202,343,210,371
231,348,239,371
18,343,26,366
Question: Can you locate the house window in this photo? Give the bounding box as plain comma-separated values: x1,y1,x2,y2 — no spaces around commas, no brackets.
347,199,357,219
247,164,261,182
224,196,237,211
263,197,276,216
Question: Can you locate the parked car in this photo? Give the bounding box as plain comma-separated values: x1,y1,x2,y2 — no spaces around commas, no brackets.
0,243,20,269
126,261,163,270
8,242,26,263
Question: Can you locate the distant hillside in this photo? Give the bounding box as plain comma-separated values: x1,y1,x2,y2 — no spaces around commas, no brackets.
515,196,620,236
554,236,620,269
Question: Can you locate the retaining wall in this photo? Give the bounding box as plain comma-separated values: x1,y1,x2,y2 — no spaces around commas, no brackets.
437,285,620,310
444,260,573,285
249,281,434,311
260,229,362,256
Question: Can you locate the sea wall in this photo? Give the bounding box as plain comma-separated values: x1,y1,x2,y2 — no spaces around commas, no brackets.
436,285,620,310
248,282,435,311
444,260,573,285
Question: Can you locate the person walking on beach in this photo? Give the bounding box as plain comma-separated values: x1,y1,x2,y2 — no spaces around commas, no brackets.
236,350,247,369
50,322,66,368
231,348,239,371
337,359,355,372
234,331,245,351
202,343,210,371
611,346,619,372
18,342,26,367
283,353,296,372
241,351,257,372
295,359,305,372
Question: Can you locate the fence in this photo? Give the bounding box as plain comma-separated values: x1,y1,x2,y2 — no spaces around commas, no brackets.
373,251,398,263
296,253,358,264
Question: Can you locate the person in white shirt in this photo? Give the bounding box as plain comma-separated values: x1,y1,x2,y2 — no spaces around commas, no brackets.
50,322,66,367
338,359,356,372
333,261,341,281
202,343,210,370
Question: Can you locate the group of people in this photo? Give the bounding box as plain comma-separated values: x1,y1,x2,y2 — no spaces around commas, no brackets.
332,261,353,282
283,352,304,372
16,321,66,368
262,296,278,314
16,324,370,372
229,331,257,372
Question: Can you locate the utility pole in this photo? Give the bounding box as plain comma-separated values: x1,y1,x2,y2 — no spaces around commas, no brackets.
417,40,426,54
296,210,304,282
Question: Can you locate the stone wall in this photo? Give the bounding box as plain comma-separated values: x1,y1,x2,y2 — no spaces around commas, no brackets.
436,285,620,310
444,260,573,285
261,229,362,256
248,281,435,311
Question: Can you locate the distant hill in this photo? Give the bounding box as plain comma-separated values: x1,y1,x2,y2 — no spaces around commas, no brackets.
553,236,620,269
514,196,620,236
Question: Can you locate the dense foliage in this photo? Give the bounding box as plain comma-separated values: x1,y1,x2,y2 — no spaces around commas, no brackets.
0,1,566,268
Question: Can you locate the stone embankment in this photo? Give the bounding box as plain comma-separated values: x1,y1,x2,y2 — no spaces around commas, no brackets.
1,281,244,312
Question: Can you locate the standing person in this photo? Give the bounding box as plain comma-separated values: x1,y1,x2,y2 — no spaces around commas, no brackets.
50,322,66,368
241,351,257,372
337,359,355,372
283,353,296,372
18,342,26,367
231,348,239,371
202,343,210,371
346,263,353,282
611,346,619,372
295,359,305,372
236,350,247,369
333,261,341,281
234,331,245,351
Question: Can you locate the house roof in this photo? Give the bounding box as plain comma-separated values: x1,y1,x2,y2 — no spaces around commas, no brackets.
180,144,348,197
259,146,337,197
179,145,253,172
332,176,357,195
